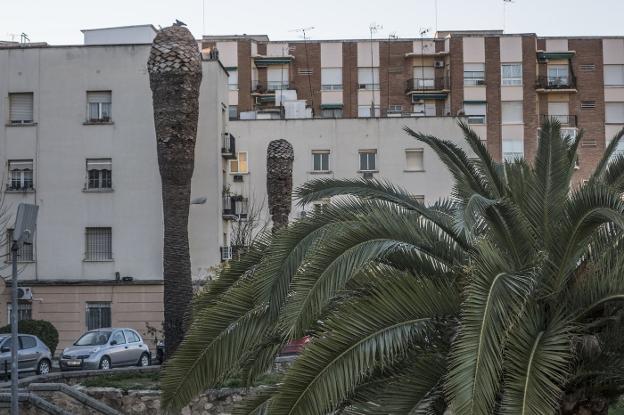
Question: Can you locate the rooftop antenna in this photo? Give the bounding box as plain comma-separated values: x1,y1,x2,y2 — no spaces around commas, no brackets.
419,28,431,94
503,0,514,33
369,23,383,117
289,27,315,113
20,33,30,44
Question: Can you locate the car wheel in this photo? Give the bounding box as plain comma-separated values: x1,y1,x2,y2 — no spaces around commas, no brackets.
138,353,150,367
99,356,111,370
37,359,51,375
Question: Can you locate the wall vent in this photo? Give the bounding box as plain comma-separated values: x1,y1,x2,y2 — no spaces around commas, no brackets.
581,101,596,109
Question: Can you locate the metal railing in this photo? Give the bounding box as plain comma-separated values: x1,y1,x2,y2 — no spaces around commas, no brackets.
536,75,576,90
252,80,292,93
540,114,577,126
221,133,236,158
405,77,449,92
222,195,249,219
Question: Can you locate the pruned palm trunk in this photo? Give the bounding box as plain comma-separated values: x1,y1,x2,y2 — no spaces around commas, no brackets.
148,25,202,359
266,139,294,232
561,392,609,415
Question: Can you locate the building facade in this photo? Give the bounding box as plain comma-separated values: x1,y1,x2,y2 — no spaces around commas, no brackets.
203,31,624,180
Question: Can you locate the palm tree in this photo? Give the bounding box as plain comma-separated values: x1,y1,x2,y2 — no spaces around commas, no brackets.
161,120,624,415
266,139,294,232
147,24,202,358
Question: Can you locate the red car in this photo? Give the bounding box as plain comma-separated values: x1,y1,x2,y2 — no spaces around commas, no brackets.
280,336,310,355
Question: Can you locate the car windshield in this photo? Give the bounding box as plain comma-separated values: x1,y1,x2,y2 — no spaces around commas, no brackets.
74,331,111,346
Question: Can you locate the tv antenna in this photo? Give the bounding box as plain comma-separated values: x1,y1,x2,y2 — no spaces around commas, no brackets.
369,23,383,117
289,26,316,112
20,33,30,44
502,0,514,33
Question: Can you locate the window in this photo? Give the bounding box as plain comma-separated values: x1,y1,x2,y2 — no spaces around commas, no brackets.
501,101,523,124
267,66,289,90
86,302,111,330
387,105,403,114
358,68,380,90
606,103,624,124
358,105,380,118
548,102,570,124
547,65,569,85
86,159,112,190
321,68,342,90
312,151,330,172
359,150,377,171
501,63,522,86
111,331,126,345
412,66,435,88
464,102,487,124
228,69,238,90
464,63,485,86
20,336,36,349
7,302,32,324
6,229,34,262
604,65,624,86
405,149,424,171
9,93,34,124
7,160,33,191
87,91,112,122
413,195,425,205
321,108,343,118
502,138,524,162
412,102,436,117
85,227,112,261
124,330,140,343
228,105,238,120
229,152,248,174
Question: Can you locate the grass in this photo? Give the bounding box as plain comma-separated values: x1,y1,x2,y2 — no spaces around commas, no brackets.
80,370,282,391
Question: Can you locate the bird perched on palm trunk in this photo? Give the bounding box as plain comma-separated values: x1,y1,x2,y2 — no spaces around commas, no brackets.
266,139,294,232
147,24,202,359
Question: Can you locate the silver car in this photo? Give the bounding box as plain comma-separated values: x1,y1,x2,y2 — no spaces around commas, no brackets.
60,328,150,371
0,334,53,376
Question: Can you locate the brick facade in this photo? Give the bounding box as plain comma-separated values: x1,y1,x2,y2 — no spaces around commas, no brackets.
289,42,321,116
522,35,539,161
380,40,412,115
485,37,502,161
449,37,464,115
343,42,358,118
237,40,253,112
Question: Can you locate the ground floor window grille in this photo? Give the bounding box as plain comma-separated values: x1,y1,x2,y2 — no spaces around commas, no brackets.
85,227,112,261
6,229,34,261
86,302,111,330
7,302,32,324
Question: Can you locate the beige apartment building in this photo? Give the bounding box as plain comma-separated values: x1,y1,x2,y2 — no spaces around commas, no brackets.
203,31,624,179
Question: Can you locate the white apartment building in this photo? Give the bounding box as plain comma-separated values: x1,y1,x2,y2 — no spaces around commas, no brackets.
0,26,468,350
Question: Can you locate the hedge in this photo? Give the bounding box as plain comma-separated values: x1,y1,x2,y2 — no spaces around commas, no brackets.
0,320,59,356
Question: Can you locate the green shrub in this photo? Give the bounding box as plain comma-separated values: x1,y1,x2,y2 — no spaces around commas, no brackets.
0,320,59,356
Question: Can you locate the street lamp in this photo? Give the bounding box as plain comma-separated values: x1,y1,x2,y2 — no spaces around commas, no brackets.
10,203,38,415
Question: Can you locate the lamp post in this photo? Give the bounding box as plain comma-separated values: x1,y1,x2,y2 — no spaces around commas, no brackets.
10,203,38,415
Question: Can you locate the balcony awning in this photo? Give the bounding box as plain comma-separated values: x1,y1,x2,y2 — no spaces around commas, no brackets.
411,93,447,100
537,51,575,62
253,56,294,67
257,95,276,103
320,104,343,110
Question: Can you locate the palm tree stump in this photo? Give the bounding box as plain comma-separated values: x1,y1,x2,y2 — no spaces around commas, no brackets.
147,25,202,359
266,139,294,232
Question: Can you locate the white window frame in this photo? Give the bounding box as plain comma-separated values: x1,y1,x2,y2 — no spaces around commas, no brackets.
87,91,112,123
464,63,486,86
357,67,380,90
464,103,487,124
229,152,249,174
9,92,34,124
405,149,425,172
501,101,523,124
605,64,624,86
321,68,343,91
359,150,377,172
7,160,34,191
501,63,522,86
312,150,330,172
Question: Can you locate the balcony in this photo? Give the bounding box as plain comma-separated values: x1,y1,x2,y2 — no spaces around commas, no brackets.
221,133,236,159
536,75,576,91
405,77,450,95
251,80,293,94
222,195,249,220
540,114,577,127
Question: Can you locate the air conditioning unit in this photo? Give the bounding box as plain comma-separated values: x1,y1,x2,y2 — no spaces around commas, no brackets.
362,172,374,179
476,79,486,86
233,174,244,182
434,60,445,68
17,287,32,301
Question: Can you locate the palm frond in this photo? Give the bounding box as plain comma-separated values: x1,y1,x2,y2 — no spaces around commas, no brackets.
592,127,624,180
232,386,278,415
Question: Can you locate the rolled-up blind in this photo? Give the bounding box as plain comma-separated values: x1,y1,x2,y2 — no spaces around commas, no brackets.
9,93,33,122
87,91,111,103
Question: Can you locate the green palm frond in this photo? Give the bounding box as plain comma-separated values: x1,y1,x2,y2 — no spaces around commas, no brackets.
232,386,278,415
269,277,459,415
500,308,574,415
592,127,624,181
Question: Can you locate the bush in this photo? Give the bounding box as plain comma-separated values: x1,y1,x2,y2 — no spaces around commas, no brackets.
0,320,59,356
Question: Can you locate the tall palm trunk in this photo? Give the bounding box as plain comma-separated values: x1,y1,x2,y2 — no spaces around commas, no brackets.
148,25,202,359
266,139,294,232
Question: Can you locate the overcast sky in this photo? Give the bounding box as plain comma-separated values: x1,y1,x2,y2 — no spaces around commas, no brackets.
2,0,622,44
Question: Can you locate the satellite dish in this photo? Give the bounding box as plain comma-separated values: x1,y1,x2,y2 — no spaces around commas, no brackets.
0,278,5,295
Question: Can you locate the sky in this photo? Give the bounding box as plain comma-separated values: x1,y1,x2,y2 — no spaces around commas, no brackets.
1,0,623,45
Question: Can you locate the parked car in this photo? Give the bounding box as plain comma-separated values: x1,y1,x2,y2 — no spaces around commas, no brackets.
60,328,150,371
0,333,53,377
280,336,311,356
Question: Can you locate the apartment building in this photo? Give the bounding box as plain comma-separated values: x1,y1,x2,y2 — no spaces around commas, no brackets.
0,25,229,349
202,31,624,179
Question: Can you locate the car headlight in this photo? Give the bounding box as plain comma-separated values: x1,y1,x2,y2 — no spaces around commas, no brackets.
89,347,101,355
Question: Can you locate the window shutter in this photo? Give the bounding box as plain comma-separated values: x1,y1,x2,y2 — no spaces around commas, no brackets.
406,150,424,171
606,103,624,124
464,63,485,71
87,159,112,170
605,65,624,86
267,67,289,83
87,91,111,103
464,103,486,115
9,93,33,122
501,101,523,123
321,68,342,85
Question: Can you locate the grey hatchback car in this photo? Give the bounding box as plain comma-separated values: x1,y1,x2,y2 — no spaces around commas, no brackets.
60,328,150,371
0,334,53,376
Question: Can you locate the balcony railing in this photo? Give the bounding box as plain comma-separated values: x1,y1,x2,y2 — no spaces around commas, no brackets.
221,133,236,159
536,75,576,90
405,77,449,93
252,80,292,93
540,114,577,127
222,195,249,219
